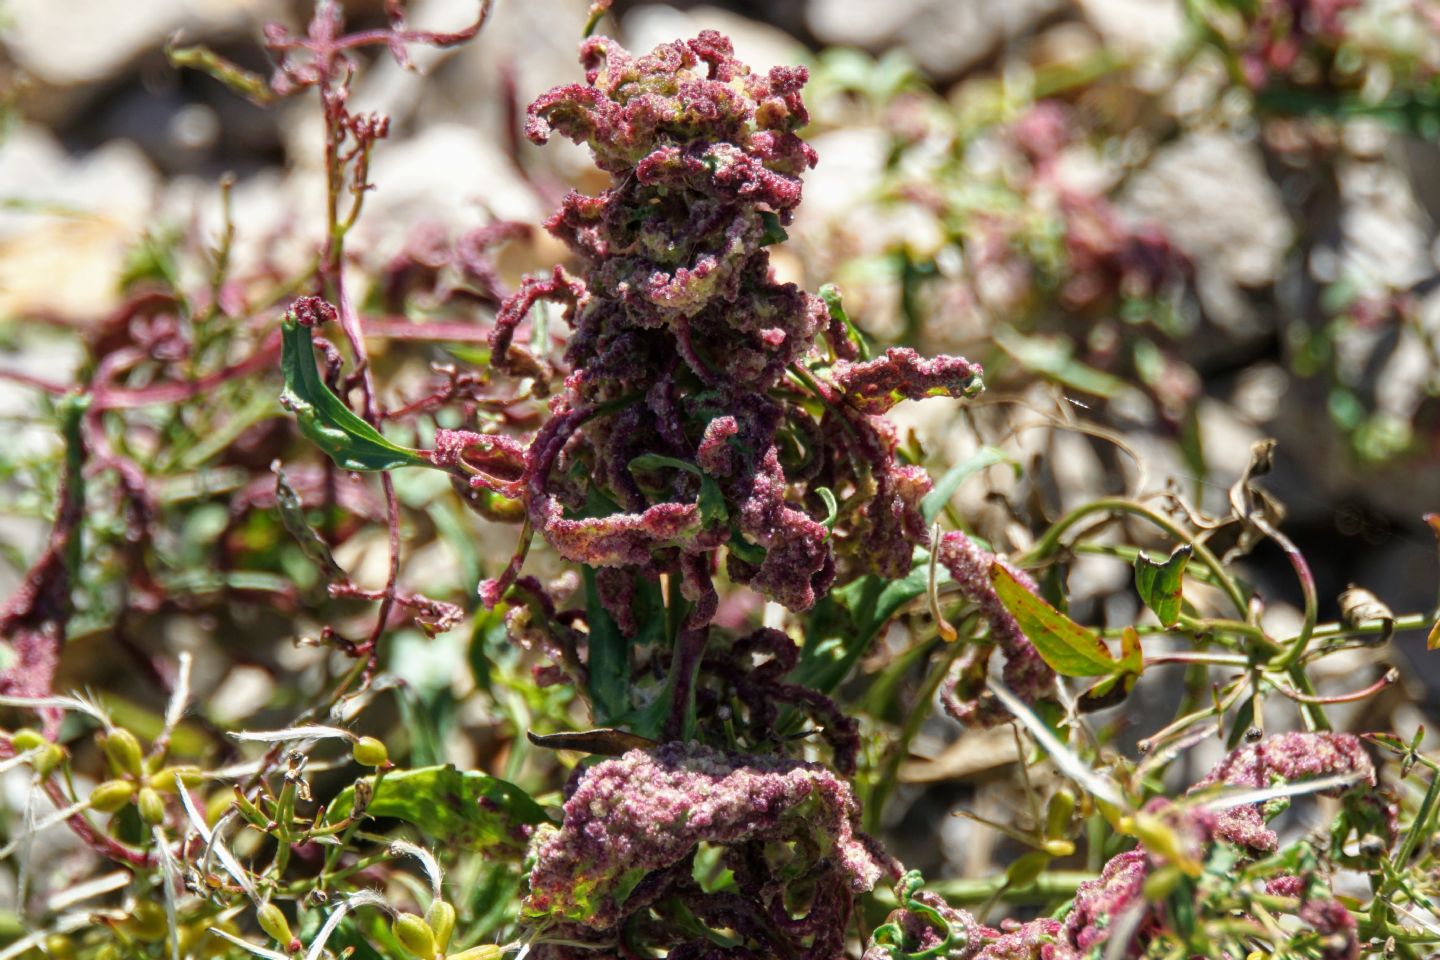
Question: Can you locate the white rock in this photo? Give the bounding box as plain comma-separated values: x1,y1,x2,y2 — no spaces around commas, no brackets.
807,0,1067,78
4,0,282,88
1121,132,1292,329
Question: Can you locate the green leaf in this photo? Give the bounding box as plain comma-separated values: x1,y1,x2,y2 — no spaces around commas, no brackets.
993,327,1126,399
817,283,870,360
273,463,344,578
920,446,1017,524
793,547,947,693
628,453,701,475
1133,545,1191,627
990,562,1119,678
583,566,630,725
628,454,727,527
815,487,839,532
279,317,430,471
758,210,789,246
328,765,548,856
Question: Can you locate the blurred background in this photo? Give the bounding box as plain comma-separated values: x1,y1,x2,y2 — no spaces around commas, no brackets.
1,0,1438,891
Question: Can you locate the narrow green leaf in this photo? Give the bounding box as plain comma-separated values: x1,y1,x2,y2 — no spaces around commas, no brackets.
279,317,429,471
920,446,1017,524
991,562,1119,678
816,487,839,532
583,566,630,724
1133,545,1191,627
628,453,701,475
327,765,549,857
793,547,948,692
629,454,727,527
273,463,344,578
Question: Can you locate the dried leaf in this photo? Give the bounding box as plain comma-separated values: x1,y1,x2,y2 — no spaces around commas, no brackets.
526,728,658,756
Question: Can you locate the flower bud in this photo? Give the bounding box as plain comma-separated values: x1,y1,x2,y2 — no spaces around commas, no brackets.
149,765,204,793
125,900,168,942
44,934,76,960
33,743,65,777
137,787,166,825
352,736,389,768
446,948,502,960
11,728,44,752
424,901,456,952
1044,788,1076,838
257,903,294,947
100,729,144,778
392,914,437,960
90,779,137,813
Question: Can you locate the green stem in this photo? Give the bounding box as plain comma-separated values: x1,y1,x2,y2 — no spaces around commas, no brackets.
1023,498,1248,619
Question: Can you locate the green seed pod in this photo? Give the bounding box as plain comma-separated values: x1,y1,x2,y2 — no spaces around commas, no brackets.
1142,864,1183,902
43,933,76,960
445,947,502,960
351,736,389,768
100,729,144,778
257,903,293,946
149,765,204,793
33,743,65,778
424,901,456,952
11,728,44,752
125,901,168,942
1040,838,1075,858
392,914,437,960
90,779,137,814
1004,850,1051,889
1044,788,1076,838
137,787,166,825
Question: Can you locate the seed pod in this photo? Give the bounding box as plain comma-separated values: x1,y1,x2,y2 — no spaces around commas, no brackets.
445,948,502,960
90,779,137,813
149,765,204,793
425,901,456,952
137,787,166,825
352,736,389,768
257,903,294,946
392,913,437,960
1044,789,1075,838
1142,864,1183,901
11,728,44,752
33,743,65,777
44,934,76,960
125,901,169,942
1040,838,1075,858
1004,850,1051,889
101,729,144,778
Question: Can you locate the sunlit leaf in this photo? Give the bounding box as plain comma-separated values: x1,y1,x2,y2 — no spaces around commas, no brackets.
1133,545,1190,628
279,317,430,472
991,562,1119,678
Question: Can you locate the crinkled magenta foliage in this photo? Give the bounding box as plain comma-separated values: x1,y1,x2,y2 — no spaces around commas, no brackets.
487,30,1037,957
524,742,888,957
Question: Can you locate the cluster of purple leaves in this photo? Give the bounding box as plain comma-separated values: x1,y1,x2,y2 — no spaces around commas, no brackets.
471,31,1066,955
475,33,1015,744
866,732,1381,960
523,742,893,959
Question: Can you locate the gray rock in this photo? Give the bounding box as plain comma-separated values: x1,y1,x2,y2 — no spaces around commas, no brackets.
806,0,1067,79
1121,132,1292,331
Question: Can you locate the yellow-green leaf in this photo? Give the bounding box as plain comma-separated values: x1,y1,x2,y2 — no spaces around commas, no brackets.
991,562,1119,677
